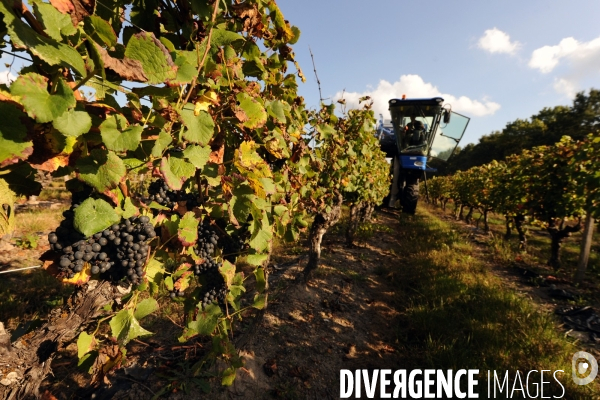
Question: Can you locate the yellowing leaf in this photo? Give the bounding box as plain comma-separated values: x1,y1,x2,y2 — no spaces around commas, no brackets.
62,262,92,285
193,91,219,116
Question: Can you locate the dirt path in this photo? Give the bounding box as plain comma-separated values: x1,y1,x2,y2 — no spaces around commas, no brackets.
220,211,406,399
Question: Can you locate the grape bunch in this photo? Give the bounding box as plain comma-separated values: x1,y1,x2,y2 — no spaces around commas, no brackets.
197,269,227,310
144,179,199,210
193,223,222,275
48,214,156,285
186,221,228,309
111,216,156,285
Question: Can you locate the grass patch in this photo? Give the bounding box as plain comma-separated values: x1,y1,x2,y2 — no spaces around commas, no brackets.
386,207,599,399
14,206,67,237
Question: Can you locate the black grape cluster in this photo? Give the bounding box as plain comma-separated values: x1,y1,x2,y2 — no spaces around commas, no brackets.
49,215,156,285
191,222,227,309
198,269,227,310
221,235,248,263
193,223,222,275
145,179,199,210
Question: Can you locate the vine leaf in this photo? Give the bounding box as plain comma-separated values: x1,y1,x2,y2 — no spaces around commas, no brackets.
77,332,96,359
179,109,214,145
211,29,244,47
134,298,159,320
110,309,153,345
1,162,42,196
219,260,236,287
76,149,126,193
100,114,143,152
122,196,139,217
178,212,198,246
183,145,211,169
151,130,173,157
235,93,267,129
96,45,148,82
73,198,121,237
62,262,92,285
253,267,266,292
125,32,177,84
179,304,222,342
160,154,195,190
53,109,92,138
11,74,75,123
0,102,32,167
84,15,117,47
32,0,77,41
266,100,287,124
0,2,86,75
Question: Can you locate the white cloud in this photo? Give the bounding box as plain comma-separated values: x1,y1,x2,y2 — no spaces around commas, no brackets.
528,37,580,73
0,70,16,85
477,28,520,55
553,78,578,98
333,74,500,119
529,35,600,97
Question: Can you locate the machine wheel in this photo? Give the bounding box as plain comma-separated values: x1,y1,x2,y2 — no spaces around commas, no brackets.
400,175,419,214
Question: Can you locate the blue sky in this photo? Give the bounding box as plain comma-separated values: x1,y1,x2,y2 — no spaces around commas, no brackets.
277,0,600,145
2,0,599,146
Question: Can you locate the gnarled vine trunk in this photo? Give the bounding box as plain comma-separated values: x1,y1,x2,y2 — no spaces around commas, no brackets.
514,214,527,251
345,201,373,247
504,215,512,239
546,218,582,270
304,193,343,281
0,281,124,400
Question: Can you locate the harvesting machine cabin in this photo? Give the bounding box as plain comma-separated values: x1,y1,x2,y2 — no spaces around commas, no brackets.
377,97,470,213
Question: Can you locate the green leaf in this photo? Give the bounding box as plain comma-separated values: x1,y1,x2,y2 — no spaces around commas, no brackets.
73,198,121,237
151,130,173,157
183,145,211,169
169,55,197,85
11,74,75,123
125,32,176,84
179,109,214,145
160,154,195,190
235,93,267,129
53,109,92,138
0,102,32,166
179,304,222,341
84,15,117,47
100,114,143,152
134,298,159,320
31,0,77,41
121,197,139,219
221,367,237,386
253,267,266,292
110,309,153,345
200,163,221,186
76,149,126,193
266,100,287,124
145,257,165,282
211,29,244,47
77,332,96,358
219,260,236,287
178,211,199,246
1,162,42,197
252,293,266,310
0,2,85,75
246,253,268,267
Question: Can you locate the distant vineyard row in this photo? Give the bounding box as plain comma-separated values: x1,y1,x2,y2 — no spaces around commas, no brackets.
428,134,600,280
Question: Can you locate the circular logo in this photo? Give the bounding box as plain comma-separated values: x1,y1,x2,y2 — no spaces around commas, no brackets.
572,351,598,385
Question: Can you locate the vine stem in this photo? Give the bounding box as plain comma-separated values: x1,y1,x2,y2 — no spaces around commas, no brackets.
181,0,221,108
309,46,323,103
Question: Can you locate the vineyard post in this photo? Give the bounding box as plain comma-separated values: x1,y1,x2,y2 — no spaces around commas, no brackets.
574,212,595,283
